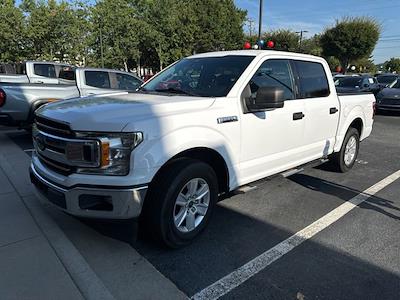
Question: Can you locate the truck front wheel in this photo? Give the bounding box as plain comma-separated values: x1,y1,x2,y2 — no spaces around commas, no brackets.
142,159,218,248
330,127,360,173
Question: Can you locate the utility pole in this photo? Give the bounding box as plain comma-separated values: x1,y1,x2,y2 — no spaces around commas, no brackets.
295,30,308,51
99,26,104,68
258,0,263,41
247,18,255,37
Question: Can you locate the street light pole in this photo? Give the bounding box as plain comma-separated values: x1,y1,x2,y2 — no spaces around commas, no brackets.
258,0,263,41
295,30,308,51
100,26,104,68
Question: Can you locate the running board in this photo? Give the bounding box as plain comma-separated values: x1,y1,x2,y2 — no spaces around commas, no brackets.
281,168,304,178
234,185,258,194
228,158,330,196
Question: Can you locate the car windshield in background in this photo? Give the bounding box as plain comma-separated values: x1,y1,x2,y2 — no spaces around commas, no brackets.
141,55,255,97
377,75,398,85
335,77,363,88
390,80,400,89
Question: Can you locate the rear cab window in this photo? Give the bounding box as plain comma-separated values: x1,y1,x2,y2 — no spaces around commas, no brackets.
85,71,111,88
33,64,57,78
293,60,330,98
58,67,76,82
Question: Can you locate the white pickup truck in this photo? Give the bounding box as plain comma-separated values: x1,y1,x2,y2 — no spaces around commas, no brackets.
0,67,142,127
30,50,375,248
0,61,72,84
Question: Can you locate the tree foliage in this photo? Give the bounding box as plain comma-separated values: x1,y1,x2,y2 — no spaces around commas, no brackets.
0,2,384,75
21,0,90,63
262,29,300,51
320,17,380,73
383,58,400,73
0,0,25,62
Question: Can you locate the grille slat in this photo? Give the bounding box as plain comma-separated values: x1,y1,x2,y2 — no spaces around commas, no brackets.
381,98,400,105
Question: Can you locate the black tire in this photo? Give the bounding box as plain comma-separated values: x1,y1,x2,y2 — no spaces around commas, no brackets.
330,127,360,173
141,158,218,248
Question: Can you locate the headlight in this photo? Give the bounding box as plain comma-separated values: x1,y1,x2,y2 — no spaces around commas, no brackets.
75,132,143,176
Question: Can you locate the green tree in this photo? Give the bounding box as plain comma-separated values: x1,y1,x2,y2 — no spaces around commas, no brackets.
301,34,322,56
383,58,400,73
0,0,25,62
352,56,377,74
90,0,147,70
190,0,246,53
320,17,380,73
144,0,197,70
21,0,90,63
262,29,300,52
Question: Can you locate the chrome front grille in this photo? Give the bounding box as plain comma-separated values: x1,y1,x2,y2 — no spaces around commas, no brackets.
381,98,400,105
33,118,101,175
35,115,73,137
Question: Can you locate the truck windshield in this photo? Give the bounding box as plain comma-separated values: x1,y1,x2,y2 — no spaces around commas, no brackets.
391,80,400,89
141,55,255,97
377,75,398,85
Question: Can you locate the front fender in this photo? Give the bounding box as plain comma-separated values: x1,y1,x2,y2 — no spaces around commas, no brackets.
130,126,239,187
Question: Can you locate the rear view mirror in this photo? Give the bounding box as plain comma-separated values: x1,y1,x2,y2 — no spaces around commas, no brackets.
247,86,285,112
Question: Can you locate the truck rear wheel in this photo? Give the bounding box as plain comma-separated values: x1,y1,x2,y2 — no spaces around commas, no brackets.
330,127,360,173
142,158,218,248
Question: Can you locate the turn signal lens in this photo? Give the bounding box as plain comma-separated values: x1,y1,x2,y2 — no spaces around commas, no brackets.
101,141,110,167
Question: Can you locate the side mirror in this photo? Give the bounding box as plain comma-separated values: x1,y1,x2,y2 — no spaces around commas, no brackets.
363,83,370,88
247,86,285,112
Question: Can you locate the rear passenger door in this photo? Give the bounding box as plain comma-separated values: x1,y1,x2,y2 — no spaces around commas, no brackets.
30,63,59,84
292,60,339,160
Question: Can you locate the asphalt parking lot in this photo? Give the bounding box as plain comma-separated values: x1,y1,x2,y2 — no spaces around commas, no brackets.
3,113,400,300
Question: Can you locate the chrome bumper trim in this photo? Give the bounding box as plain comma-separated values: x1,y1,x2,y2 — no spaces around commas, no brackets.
30,164,147,219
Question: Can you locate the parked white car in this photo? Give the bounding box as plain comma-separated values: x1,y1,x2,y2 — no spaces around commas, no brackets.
30,50,375,248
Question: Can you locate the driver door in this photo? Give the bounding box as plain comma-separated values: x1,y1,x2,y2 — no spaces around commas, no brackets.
239,59,306,184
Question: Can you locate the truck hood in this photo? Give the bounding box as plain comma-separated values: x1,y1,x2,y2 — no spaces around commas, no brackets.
379,88,400,98
36,92,215,132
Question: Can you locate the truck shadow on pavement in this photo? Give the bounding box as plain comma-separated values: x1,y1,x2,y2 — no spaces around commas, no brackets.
75,172,400,299
289,173,400,221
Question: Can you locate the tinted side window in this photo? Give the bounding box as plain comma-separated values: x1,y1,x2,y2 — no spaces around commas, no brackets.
85,71,110,88
34,64,56,78
59,67,76,81
248,59,295,100
116,73,141,90
294,61,330,98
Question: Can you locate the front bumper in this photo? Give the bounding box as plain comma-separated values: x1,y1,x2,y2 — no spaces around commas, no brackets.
30,164,147,219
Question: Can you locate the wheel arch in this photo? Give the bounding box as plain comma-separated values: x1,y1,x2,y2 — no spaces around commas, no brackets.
149,147,230,195
349,117,363,137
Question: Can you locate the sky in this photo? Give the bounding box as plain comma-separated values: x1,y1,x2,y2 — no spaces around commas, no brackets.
234,0,400,64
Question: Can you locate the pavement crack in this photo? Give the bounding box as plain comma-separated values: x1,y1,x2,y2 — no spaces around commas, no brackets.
0,235,40,249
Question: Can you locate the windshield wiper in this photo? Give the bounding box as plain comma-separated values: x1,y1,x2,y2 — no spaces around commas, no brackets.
154,87,198,96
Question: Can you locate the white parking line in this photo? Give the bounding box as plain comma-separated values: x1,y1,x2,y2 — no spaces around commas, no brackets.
192,170,400,300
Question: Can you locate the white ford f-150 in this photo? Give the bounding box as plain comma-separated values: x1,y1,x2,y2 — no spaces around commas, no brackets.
30,50,375,248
